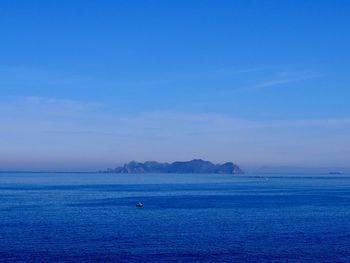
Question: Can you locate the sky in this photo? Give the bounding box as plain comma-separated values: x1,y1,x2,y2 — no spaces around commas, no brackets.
0,0,350,172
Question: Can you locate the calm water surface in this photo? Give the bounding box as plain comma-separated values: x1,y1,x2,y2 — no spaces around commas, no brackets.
1,172,350,262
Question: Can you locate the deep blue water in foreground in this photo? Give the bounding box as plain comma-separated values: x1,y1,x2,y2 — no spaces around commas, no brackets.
1,173,350,262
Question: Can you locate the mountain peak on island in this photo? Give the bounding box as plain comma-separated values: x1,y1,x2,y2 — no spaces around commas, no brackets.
104,159,243,174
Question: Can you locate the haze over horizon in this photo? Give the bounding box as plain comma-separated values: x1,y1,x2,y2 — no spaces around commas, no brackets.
1,1,350,172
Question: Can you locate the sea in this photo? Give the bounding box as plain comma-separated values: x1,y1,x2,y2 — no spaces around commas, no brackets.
1,172,350,262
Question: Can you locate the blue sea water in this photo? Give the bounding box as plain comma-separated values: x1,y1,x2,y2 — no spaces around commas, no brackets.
1,173,350,262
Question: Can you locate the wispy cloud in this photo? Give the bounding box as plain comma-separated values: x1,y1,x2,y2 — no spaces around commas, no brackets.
37,110,350,140
0,64,267,90
2,97,349,134
23,96,103,112
1,96,350,169
251,74,320,90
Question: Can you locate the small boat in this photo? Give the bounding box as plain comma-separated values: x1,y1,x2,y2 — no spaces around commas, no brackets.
136,202,144,208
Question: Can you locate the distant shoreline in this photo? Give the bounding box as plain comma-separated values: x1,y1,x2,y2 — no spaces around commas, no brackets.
0,170,348,175
103,159,244,174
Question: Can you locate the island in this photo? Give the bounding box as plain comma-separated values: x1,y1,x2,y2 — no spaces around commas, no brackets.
103,159,244,174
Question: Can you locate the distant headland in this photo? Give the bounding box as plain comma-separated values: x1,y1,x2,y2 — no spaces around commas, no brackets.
103,159,243,174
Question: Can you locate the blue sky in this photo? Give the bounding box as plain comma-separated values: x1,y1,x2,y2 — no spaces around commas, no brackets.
0,1,350,171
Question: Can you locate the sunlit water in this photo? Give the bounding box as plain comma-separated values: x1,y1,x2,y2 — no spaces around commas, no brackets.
1,172,350,262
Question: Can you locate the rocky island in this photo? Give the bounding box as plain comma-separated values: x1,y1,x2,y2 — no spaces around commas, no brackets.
103,159,243,174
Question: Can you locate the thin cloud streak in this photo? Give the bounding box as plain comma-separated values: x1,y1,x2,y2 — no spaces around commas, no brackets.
251,74,321,90
0,64,268,91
